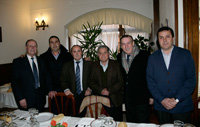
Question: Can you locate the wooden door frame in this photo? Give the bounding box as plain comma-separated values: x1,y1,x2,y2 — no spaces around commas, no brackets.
154,0,199,125
183,0,199,125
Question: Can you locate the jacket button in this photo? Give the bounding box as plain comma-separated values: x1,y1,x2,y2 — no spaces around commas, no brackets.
168,89,171,92
168,81,170,84
168,72,170,75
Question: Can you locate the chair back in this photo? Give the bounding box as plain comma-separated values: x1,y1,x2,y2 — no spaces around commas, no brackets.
79,95,110,119
48,92,76,116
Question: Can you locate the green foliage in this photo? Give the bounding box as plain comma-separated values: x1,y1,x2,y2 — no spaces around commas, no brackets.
134,34,154,53
110,48,118,60
74,21,105,61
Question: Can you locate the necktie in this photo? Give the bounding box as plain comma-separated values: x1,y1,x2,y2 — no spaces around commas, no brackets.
31,57,39,89
127,55,130,64
75,61,81,95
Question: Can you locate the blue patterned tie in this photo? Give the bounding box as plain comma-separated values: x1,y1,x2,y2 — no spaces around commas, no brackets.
75,61,81,95
31,57,39,89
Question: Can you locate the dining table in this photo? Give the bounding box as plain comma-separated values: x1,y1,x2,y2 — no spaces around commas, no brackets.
0,109,160,127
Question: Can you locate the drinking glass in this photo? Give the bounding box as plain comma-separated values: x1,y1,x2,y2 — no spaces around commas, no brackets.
27,108,39,127
98,114,106,127
174,120,184,127
104,117,113,126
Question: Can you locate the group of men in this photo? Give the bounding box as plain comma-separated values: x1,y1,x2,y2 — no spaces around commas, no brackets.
11,26,196,124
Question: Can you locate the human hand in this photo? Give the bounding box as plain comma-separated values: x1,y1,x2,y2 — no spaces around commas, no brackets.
64,90,73,96
48,91,57,99
149,98,154,105
20,54,25,58
85,88,92,96
161,98,177,110
101,88,109,96
19,99,27,109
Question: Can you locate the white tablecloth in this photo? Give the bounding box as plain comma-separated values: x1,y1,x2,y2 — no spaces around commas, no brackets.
0,92,49,108
0,110,159,127
0,92,18,108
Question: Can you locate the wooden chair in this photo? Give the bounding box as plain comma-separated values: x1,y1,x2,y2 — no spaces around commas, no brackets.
79,95,110,119
48,92,76,116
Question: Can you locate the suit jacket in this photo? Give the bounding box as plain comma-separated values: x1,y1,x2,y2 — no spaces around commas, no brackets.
40,44,73,92
89,60,124,107
117,50,151,105
60,59,92,94
146,46,196,113
11,56,51,110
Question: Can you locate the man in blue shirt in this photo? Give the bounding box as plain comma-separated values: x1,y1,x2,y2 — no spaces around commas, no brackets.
146,26,196,124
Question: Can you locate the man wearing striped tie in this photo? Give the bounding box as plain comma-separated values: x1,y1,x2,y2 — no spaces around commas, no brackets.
60,45,92,116
11,39,52,112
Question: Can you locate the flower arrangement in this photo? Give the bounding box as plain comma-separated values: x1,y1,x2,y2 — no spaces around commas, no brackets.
50,120,68,127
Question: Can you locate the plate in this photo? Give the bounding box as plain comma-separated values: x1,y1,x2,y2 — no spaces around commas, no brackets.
160,124,174,127
35,112,53,123
90,119,116,127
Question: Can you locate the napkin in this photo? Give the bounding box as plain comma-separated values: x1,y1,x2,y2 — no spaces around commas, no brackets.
52,113,64,123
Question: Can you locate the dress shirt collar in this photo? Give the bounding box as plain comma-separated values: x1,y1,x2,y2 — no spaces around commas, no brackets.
100,60,109,72
74,58,83,64
52,50,60,60
27,54,37,60
161,46,174,55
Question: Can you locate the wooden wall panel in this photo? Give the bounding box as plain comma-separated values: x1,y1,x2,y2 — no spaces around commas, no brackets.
183,0,199,125
0,63,12,86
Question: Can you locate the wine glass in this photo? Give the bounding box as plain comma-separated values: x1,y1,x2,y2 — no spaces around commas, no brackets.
104,117,114,126
98,114,106,127
27,108,39,127
174,120,184,127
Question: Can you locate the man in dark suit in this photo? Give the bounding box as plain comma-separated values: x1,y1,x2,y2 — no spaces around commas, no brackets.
89,45,124,121
146,26,196,124
117,35,152,123
60,45,92,116
11,39,53,112
40,36,73,114
40,35,73,93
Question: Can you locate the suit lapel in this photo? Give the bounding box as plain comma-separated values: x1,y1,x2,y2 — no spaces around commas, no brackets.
24,56,35,81
168,46,177,72
106,60,112,88
82,60,87,90
71,61,76,91
158,50,168,72
36,56,41,80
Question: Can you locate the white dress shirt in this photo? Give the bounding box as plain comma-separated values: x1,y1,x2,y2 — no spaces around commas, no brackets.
100,60,108,72
161,46,174,70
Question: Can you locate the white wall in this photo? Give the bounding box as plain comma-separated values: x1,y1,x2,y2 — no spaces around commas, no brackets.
159,0,175,31
0,0,31,64
0,0,153,64
29,0,153,55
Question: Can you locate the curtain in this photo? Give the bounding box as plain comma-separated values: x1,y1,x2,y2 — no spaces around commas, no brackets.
66,8,152,37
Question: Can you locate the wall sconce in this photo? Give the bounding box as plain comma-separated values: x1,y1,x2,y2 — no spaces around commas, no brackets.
35,18,49,30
